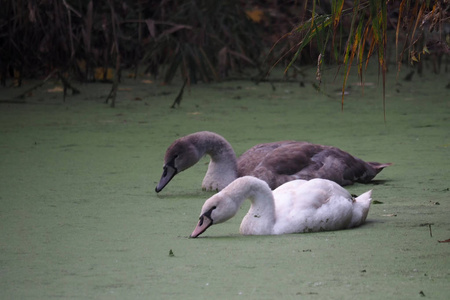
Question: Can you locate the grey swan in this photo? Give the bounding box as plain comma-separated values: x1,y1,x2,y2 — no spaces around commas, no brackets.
155,131,391,192
190,176,372,237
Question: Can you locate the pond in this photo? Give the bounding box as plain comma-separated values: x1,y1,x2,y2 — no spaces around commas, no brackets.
0,65,449,299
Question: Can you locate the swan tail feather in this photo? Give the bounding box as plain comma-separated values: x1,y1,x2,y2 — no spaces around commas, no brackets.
368,162,393,174
349,190,372,228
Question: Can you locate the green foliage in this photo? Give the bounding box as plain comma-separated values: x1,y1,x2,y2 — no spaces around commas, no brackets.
272,0,449,119
1,0,448,115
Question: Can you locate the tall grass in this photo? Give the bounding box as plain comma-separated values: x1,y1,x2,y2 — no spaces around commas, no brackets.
1,1,447,112
270,0,449,119
0,0,262,86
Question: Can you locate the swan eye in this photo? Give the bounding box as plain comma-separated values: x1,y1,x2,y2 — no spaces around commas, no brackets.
199,206,217,225
163,155,179,175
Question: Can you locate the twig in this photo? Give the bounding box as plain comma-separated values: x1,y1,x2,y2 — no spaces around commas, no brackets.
105,54,121,107
58,72,80,101
15,69,59,99
62,0,76,60
171,78,188,108
0,100,26,104
420,223,434,237
105,0,121,108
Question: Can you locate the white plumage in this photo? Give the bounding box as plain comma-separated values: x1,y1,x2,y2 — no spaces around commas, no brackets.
190,176,372,237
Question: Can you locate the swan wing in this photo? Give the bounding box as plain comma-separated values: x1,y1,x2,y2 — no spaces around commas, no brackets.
272,179,354,234
242,142,390,187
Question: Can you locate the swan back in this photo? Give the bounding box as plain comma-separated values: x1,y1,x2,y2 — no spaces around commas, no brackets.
271,179,372,234
238,142,391,188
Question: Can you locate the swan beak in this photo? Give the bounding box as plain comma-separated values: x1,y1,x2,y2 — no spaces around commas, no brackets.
155,165,177,193
190,214,213,238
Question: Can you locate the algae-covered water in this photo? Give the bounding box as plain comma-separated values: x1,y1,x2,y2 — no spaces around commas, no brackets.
0,66,449,299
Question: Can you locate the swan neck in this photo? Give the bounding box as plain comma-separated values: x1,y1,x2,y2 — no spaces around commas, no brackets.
196,132,238,190
200,132,236,163
238,179,276,235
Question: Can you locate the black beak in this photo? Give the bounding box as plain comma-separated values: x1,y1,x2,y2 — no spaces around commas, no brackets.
155,164,177,193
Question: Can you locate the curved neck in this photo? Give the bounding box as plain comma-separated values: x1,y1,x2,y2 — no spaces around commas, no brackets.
193,131,236,161
230,178,276,235
191,132,238,190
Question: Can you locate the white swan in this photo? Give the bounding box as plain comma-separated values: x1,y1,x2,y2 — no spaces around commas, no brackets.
190,176,372,237
155,131,391,192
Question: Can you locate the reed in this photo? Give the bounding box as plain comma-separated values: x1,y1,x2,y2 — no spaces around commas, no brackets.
271,0,449,119
1,1,447,112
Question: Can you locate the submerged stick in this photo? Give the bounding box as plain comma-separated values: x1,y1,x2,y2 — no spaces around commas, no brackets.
58,72,80,102
15,69,58,99
171,78,188,108
105,54,121,107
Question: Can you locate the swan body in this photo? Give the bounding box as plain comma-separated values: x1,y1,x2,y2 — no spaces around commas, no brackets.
190,176,372,237
155,131,391,192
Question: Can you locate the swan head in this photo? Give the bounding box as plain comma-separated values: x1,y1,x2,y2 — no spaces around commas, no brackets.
155,139,201,193
190,193,239,238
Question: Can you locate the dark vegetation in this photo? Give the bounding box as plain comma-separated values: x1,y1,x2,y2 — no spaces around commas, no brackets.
1,0,449,110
